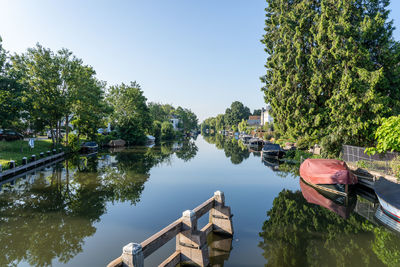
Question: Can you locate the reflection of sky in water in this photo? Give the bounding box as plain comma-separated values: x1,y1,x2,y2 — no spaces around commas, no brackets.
1,136,398,266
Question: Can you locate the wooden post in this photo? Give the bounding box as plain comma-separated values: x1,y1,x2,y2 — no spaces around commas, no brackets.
176,210,209,266
9,160,15,169
210,191,233,236
121,243,144,267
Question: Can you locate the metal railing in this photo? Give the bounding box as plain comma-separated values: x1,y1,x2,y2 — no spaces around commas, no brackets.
342,145,399,177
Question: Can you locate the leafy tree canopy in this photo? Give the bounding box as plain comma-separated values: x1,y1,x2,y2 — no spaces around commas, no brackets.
261,0,400,156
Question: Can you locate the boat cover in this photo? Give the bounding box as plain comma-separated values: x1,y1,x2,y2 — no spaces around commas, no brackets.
300,178,350,218
300,159,357,185
375,178,400,210
262,143,283,151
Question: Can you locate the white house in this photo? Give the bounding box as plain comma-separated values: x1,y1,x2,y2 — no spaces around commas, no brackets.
260,104,274,126
169,116,180,130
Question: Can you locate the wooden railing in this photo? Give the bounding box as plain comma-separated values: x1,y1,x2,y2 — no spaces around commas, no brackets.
107,190,234,267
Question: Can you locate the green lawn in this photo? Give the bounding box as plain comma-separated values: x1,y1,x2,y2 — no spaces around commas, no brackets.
0,139,60,169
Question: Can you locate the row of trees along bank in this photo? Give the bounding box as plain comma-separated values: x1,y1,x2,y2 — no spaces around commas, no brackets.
262,0,400,156
201,101,259,133
0,37,198,148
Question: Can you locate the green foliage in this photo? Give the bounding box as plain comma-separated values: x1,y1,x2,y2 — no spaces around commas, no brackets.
365,116,400,155
295,136,312,150
151,120,162,141
262,0,400,156
283,149,312,162
0,36,26,130
224,101,251,127
161,121,175,140
253,109,262,116
0,139,56,168
263,131,274,141
259,189,391,267
238,119,249,133
107,82,152,144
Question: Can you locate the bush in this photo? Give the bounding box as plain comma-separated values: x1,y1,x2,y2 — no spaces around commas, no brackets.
151,120,162,141
263,131,274,141
366,116,400,155
296,137,310,150
66,133,82,152
161,121,175,140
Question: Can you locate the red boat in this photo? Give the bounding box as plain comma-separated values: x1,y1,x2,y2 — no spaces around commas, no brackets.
299,159,357,196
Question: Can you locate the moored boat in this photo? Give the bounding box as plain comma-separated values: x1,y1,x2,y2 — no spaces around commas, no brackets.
374,178,400,223
241,135,252,144
81,141,98,153
299,159,358,196
261,143,285,158
375,205,400,233
248,138,263,150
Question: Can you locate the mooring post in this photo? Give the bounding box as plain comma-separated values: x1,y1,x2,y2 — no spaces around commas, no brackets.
22,157,27,165
210,191,233,235
177,210,209,266
121,243,144,267
9,160,15,169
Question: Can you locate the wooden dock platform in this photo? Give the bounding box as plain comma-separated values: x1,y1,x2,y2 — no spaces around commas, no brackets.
107,190,234,267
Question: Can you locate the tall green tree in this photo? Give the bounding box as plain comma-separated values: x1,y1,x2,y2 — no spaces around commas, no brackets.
107,82,151,144
261,0,400,155
0,36,26,130
224,101,251,127
12,44,64,144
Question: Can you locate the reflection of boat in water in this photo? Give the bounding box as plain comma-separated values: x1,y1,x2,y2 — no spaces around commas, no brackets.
240,135,252,144
261,143,285,159
375,205,400,233
374,178,400,224
262,157,280,171
300,159,358,196
300,178,356,219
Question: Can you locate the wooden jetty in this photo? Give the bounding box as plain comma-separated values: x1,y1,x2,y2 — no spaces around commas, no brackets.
107,190,234,267
0,151,65,180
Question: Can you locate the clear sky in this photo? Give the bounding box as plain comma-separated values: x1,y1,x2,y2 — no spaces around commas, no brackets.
0,0,399,121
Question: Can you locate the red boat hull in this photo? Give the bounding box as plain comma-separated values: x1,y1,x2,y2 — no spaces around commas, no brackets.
300,159,357,185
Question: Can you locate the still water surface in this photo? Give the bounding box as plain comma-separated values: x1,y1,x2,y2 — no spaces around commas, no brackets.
1,135,399,266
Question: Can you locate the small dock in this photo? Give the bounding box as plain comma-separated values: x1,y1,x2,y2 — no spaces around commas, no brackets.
0,151,65,180
107,190,234,267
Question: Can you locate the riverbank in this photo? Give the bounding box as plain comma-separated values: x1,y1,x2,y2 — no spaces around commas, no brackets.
0,139,61,169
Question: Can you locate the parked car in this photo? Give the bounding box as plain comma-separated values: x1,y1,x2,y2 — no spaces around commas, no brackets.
0,129,24,141
47,129,65,139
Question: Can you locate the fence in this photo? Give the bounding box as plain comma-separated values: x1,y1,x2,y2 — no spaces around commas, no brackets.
342,145,399,178
107,190,233,267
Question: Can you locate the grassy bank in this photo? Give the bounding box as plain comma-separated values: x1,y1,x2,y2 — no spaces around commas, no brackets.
0,139,59,169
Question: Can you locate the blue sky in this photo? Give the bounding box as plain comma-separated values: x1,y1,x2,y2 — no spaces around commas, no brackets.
0,0,399,121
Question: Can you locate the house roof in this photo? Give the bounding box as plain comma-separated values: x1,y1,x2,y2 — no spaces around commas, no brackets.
248,116,261,120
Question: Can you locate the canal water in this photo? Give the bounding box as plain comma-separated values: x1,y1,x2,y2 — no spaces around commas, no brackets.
1,135,399,266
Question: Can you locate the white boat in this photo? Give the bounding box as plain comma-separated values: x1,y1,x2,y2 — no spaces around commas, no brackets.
147,135,156,143
374,178,400,222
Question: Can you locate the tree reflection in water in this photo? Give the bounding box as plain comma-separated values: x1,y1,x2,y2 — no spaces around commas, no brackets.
259,189,400,267
204,134,250,164
0,141,198,266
